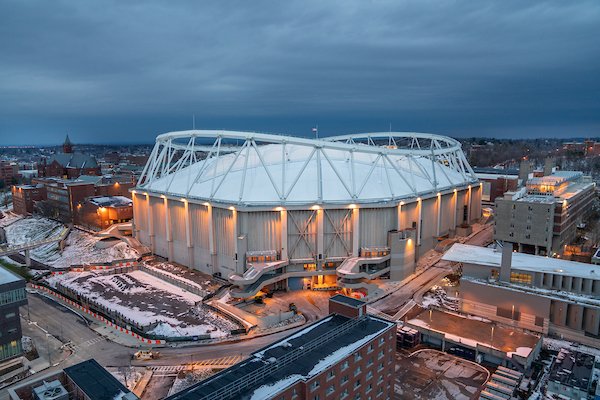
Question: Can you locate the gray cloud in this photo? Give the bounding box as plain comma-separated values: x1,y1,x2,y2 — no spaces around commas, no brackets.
1,0,599,143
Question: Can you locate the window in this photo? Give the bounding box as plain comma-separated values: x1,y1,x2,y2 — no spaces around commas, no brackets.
311,381,320,391
340,389,349,399
314,396,320,400
341,360,349,371
327,385,335,395
341,375,349,385
5,312,16,319
378,350,384,359
510,272,532,285
354,352,362,362
366,371,373,380
366,383,373,393
327,370,335,381
368,343,374,353
379,337,385,345
7,328,17,335
354,366,361,377
367,357,373,367
354,379,361,389
378,362,384,371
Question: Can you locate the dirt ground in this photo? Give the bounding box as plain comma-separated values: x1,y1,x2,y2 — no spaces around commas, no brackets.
395,349,489,400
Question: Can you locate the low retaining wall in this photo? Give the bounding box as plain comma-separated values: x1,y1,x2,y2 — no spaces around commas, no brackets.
42,259,249,342
29,283,165,345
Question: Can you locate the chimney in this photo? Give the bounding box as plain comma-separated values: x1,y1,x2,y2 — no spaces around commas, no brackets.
544,157,555,176
499,241,513,282
519,159,530,184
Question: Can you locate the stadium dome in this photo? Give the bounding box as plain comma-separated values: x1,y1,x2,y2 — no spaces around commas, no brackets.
133,130,481,294
137,130,476,206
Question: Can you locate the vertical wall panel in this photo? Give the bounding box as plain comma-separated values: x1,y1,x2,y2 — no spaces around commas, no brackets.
323,209,353,258
287,210,317,259
150,196,167,257
238,211,281,253
213,207,234,257
359,207,396,248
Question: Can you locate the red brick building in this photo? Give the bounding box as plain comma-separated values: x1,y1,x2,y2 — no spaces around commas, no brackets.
11,184,46,215
38,135,101,179
167,295,396,400
0,161,19,185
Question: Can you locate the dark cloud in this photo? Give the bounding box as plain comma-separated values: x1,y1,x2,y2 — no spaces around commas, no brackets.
1,0,599,144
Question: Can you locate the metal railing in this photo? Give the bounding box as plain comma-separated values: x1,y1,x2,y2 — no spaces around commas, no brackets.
200,316,368,400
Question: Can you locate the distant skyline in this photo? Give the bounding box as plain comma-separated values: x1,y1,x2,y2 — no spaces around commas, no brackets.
1,1,600,145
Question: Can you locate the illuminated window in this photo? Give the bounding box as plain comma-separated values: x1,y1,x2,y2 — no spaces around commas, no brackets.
510,272,532,285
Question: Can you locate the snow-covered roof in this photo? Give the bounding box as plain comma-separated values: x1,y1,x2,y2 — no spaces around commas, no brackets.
89,196,132,207
444,244,600,279
0,265,23,285
167,313,394,400
138,130,477,206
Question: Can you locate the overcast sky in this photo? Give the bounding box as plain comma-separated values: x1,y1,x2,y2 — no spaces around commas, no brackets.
1,1,599,145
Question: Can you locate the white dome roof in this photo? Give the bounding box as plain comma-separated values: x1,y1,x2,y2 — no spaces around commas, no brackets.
138,130,476,206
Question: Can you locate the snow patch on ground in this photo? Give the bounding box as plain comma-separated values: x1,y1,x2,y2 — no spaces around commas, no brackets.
46,270,237,338
4,217,138,268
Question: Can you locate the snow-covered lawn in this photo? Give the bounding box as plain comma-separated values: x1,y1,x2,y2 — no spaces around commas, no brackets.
45,270,237,338
4,217,138,268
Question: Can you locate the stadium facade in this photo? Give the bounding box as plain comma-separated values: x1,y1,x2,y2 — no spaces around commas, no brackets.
132,130,481,298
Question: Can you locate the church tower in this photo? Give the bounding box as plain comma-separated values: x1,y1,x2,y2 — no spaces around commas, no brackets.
63,134,73,153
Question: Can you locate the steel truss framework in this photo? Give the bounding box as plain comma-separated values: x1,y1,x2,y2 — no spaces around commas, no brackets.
137,130,477,206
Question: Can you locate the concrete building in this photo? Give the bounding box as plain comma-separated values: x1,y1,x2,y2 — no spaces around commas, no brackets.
443,243,600,347
133,130,481,298
38,136,101,179
8,358,138,400
547,348,597,399
76,196,133,230
11,184,46,215
167,295,396,400
0,266,27,363
494,171,596,256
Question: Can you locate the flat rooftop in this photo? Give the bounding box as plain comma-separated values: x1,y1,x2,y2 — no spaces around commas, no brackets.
89,196,132,207
63,359,133,400
443,244,600,280
407,309,540,357
549,348,595,391
167,314,394,400
0,266,23,285
329,293,366,308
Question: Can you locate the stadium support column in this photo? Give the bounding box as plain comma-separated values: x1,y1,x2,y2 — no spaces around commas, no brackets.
163,196,173,261
436,192,442,237
317,207,324,265
352,206,360,257
453,189,457,229
131,193,137,239
397,201,403,231
183,199,193,269
467,185,472,223
280,209,288,260
417,198,422,247
231,207,239,274
206,203,216,274
146,193,155,253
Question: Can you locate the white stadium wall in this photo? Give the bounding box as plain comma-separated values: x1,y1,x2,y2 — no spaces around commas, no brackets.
131,130,482,279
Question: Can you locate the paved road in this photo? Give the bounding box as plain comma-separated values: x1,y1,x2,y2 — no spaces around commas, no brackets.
370,223,493,317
